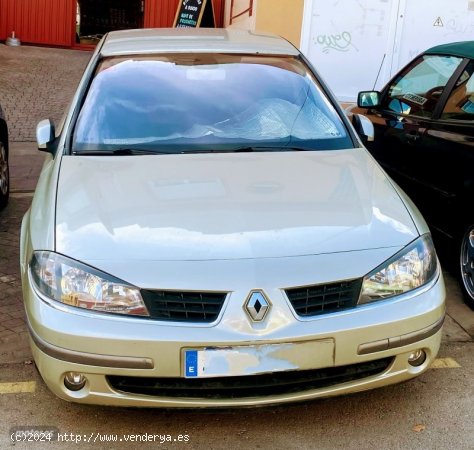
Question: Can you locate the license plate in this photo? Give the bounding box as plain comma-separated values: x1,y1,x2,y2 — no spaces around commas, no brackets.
183,339,334,378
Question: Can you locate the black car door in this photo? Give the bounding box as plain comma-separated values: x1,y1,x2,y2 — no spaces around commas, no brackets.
365,54,467,233
421,59,474,236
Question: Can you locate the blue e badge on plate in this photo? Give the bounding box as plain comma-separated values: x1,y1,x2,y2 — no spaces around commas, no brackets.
185,350,198,377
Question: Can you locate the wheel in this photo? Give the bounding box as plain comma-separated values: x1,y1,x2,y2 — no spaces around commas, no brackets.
0,140,9,209
460,224,474,308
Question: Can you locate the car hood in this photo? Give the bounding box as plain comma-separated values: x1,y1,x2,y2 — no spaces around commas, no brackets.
55,149,418,262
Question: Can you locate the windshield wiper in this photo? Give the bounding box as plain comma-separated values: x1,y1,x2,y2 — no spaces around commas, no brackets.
231,146,311,152
74,146,314,156
184,146,312,154
73,148,173,156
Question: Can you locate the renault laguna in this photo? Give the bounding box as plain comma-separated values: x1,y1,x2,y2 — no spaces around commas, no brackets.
20,29,445,407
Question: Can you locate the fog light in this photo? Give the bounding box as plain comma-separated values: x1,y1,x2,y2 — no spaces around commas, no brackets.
64,372,87,391
408,349,426,367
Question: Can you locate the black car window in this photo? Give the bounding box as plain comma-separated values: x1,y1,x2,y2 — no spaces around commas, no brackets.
382,55,463,119
72,54,353,154
441,60,474,121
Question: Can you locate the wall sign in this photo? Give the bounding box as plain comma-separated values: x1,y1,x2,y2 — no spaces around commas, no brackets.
174,0,215,28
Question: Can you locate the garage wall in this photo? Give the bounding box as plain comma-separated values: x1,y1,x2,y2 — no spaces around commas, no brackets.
300,0,474,101
144,0,178,28
0,0,75,45
393,0,474,71
300,0,398,102
0,0,225,47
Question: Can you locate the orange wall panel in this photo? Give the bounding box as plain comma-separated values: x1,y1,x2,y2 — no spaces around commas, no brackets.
256,0,304,47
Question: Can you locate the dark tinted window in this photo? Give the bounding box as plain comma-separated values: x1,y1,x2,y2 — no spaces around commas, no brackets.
382,55,462,118
441,60,474,121
73,54,352,153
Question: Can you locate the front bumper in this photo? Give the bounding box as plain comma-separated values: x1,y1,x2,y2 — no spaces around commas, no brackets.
24,270,445,407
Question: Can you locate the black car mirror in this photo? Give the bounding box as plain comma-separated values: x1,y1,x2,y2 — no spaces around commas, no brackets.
36,119,56,153
358,91,381,108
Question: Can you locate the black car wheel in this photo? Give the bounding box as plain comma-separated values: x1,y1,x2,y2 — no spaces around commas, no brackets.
460,224,474,308
0,140,9,209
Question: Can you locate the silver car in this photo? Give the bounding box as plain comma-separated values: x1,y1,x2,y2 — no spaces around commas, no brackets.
21,29,445,407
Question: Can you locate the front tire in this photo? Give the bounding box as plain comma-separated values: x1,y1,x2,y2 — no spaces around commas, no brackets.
460,224,474,308
0,140,9,209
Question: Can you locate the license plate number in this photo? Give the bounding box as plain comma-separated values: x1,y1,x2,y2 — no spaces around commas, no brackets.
183,340,334,378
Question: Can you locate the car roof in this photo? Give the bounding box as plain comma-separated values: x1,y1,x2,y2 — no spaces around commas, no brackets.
424,40,474,59
100,28,299,57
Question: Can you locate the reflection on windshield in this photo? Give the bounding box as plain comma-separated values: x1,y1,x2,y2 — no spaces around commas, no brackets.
73,54,352,153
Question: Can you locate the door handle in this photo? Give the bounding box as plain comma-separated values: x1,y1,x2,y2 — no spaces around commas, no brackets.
406,132,420,144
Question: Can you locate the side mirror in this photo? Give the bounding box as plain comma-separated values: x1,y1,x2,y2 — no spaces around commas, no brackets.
357,91,381,108
352,114,375,143
36,119,56,152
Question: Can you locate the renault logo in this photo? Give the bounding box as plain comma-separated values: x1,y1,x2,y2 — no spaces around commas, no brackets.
245,290,271,322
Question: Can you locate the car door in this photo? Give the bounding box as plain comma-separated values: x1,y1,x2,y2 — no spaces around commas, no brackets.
365,54,466,231
420,59,474,236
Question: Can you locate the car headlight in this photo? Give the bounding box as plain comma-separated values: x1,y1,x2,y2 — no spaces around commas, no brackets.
30,251,149,317
359,234,438,304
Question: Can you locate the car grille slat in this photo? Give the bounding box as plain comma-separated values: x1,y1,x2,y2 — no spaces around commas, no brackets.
140,290,227,323
285,279,363,317
107,357,392,399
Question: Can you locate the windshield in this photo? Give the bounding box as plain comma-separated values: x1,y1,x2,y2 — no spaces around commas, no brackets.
72,53,352,153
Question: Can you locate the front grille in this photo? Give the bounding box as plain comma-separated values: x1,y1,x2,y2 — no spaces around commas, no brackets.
140,290,227,323
285,279,363,317
107,358,392,399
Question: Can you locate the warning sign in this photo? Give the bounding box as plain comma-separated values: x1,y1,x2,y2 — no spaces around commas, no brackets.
433,17,444,27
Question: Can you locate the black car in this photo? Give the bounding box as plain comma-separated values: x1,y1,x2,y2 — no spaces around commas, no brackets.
353,41,474,307
0,103,8,209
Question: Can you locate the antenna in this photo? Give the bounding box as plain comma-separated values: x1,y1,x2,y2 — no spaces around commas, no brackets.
372,54,386,91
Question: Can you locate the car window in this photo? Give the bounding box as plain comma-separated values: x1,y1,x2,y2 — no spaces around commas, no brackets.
72,54,353,153
382,55,463,118
441,60,474,121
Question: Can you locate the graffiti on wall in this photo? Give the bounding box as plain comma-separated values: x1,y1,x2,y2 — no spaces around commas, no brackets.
313,0,390,54
315,31,356,53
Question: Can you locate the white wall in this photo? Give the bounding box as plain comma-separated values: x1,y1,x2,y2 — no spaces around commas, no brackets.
301,0,474,102
394,0,474,71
